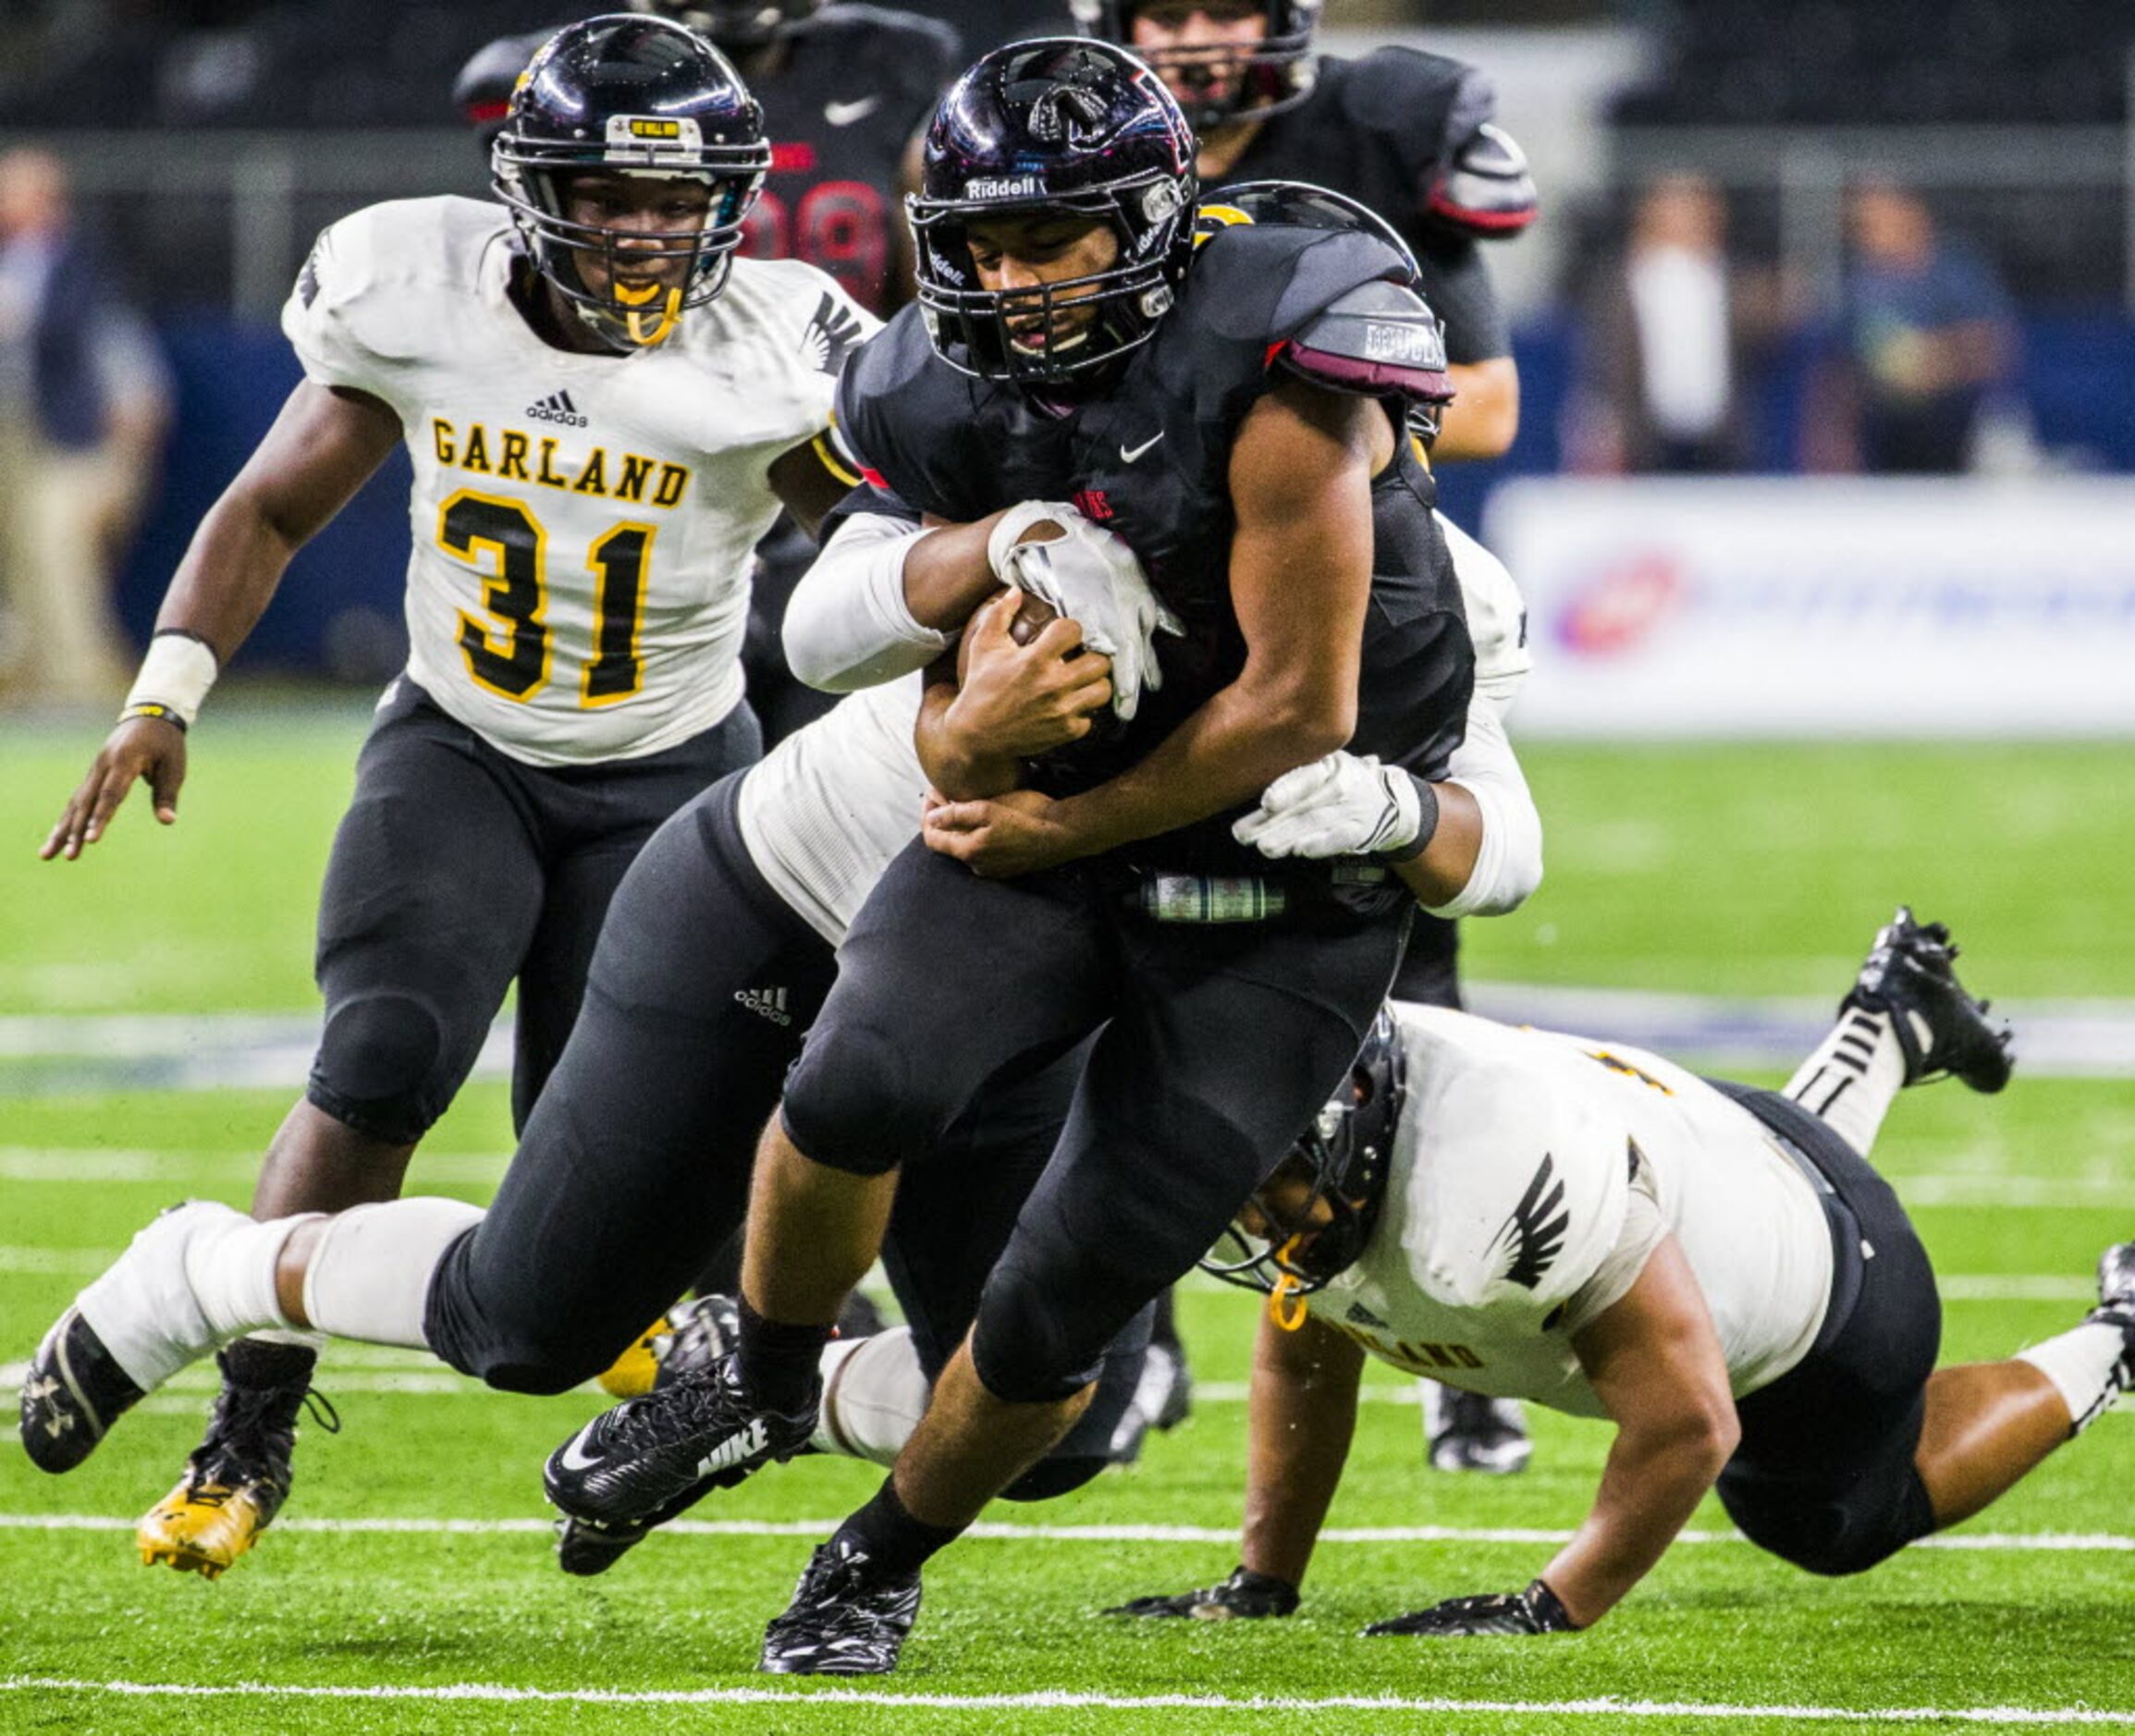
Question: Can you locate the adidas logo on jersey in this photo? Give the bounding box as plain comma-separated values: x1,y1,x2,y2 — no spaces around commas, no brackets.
525,390,588,429
734,986,794,1027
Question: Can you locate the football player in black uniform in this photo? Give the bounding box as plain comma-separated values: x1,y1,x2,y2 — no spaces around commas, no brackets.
456,0,962,743
537,41,1484,1675
1076,0,1541,1468
1073,0,1534,466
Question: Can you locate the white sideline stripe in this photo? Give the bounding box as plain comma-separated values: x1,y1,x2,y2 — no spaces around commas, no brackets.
4,1513,2130,1552
4,1679,2133,1724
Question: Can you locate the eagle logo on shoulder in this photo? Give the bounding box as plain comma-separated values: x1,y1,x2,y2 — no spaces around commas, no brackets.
1486,1153,1571,1291
801,292,865,377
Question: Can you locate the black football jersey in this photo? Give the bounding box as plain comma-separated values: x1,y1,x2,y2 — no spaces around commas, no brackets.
742,6,961,312
1210,50,1511,365
835,220,1474,878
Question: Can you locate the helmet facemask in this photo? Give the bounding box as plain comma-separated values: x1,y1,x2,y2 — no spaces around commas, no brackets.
1073,0,1320,131
495,125,766,348
911,175,1190,385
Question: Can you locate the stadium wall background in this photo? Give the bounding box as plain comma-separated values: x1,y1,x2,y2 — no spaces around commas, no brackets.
115,314,2135,680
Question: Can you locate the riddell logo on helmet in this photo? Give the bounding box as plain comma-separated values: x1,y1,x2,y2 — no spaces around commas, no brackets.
967,175,1045,199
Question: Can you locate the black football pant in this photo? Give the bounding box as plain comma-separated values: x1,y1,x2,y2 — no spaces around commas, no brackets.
308,678,759,1143
780,842,1412,1403
421,776,1144,1480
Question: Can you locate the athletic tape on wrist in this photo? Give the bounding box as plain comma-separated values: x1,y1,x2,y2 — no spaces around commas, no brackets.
122,630,220,729
1375,769,1441,863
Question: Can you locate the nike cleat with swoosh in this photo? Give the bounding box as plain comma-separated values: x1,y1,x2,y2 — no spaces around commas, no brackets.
543,1351,816,1569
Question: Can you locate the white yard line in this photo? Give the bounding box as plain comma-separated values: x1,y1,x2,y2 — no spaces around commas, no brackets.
2,1512,2129,1552
3,1677,2132,1724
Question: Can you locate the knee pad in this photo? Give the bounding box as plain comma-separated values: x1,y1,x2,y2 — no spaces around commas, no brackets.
781,1017,941,1178
969,1253,1112,1406
309,990,452,1145
1000,1455,1107,1503
1720,1465,1934,1579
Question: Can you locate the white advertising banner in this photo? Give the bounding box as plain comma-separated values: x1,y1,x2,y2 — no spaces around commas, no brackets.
1483,477,2135,737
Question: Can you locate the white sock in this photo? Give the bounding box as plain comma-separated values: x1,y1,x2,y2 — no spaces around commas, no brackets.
1785,1007,1908,1156
300,1197,485,1349
2017,1321,2131,1436
810,1326,929,1467
76,1202,301,1393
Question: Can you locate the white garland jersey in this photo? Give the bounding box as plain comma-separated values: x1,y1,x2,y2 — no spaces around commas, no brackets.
282,196,877,766
1316,1004,1834,1418
735,518,1530,947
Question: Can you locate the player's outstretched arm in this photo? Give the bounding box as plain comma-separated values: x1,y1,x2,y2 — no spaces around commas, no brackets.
42,381,401,862
1108,1309,1365,1619
1541,1234,1740,1627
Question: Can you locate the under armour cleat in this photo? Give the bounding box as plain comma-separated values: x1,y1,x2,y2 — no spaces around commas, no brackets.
137,1345,338,1578
19,1307,146,1473
546,1351,816,1538
1426,1387,1533,1475
1843,907,2014,1094
2091,1241,2135,1386
596,1293,742,1400
759,1537,922,1676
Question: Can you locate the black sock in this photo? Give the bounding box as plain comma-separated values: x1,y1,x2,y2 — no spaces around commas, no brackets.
832,1476,963,1581
1149,1285,1180,1353
219,1337,317,1391
736,1297,831,1416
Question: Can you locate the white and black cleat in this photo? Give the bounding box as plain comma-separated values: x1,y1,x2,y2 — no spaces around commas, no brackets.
2091,1241,2135,1399
545,1351,816,1544
20,1307,147,1473
1425,1386,1533,1475
759,1537,922,1676
1843,906,2014,1093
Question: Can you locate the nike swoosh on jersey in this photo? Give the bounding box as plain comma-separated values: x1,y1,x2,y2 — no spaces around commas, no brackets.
824,97,880,127
1120,432,1163,463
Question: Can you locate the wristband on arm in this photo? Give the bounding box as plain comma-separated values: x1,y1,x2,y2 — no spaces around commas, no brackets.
121,630,220,731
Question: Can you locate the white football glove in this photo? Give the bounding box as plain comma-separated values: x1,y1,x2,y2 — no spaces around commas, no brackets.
1233,752,1439,862
988,501,1183,722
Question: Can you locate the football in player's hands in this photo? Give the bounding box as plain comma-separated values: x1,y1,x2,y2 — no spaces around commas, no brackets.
1007,589,1061,647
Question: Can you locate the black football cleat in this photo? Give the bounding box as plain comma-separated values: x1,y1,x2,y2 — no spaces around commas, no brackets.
2091,1241,2135,1382
138,1346,338,1578
546,1352,816,1542
1426,1387,1533,1475
759,1537,923,1675
20,1307,147,1473
1843,907,2014,1094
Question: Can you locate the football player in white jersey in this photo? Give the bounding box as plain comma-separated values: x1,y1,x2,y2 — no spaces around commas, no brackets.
32,15,872,1579
1110,910,2135,1634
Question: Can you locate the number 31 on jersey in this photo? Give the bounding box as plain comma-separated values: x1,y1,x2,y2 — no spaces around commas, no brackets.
440,490,652,707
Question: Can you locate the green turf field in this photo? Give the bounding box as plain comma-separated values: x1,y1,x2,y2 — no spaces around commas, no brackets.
3,698,2132,1732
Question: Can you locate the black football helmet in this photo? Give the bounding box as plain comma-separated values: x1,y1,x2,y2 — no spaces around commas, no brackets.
627,0,818,55
493,15,770,348
910,39,1196,385
1069,0,1321,130
1201,1007,1407,1298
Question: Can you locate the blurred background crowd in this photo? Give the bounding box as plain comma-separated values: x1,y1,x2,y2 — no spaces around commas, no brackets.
2,0,2131,716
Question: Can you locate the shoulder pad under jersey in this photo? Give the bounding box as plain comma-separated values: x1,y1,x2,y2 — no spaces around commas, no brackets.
1394,1040,1631,1324
1277,277,1452,409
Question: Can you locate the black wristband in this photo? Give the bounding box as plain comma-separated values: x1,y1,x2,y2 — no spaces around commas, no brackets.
118,702,188,734
1374,770,1440,864
1524,1577,1579,1632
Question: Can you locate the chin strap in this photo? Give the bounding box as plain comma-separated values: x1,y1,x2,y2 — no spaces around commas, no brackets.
1268,1242,1310,1332
615,281,683,348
